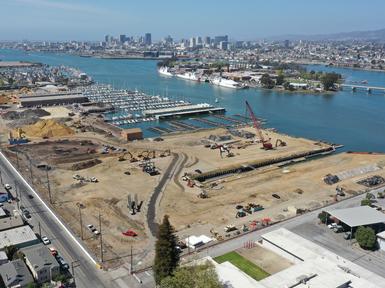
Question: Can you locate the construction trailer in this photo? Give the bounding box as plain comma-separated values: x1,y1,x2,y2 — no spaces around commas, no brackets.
121,128,143,142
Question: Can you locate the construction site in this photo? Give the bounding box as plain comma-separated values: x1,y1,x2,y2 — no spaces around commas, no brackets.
1,93,385,271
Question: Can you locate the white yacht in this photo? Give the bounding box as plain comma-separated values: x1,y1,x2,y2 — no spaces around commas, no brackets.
158,66,173,77
211,77,244,89
176,71,200,82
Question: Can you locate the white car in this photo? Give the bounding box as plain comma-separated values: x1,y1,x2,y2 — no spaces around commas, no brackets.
87,224,100,235
41,236,51,245
4,184,11,190
328,223,337,229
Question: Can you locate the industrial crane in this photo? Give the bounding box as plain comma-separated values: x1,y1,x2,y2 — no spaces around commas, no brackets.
245,101,273,150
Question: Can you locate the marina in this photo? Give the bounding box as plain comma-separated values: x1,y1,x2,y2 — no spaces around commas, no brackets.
82,84,225,129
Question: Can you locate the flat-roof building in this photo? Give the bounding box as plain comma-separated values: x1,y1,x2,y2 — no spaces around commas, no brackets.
0,216,25,232
0,226,39,250
325,206,385,229
20,93,88,108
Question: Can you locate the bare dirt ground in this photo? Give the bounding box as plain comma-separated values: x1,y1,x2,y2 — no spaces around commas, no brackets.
236,244,293,274
161,151,385,241
5,137,173,268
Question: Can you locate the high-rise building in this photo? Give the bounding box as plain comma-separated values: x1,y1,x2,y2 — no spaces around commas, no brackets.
219,41,229,50
120,34,126,43
204,36,211,45
104,35,111,43
214,35,228,44
196,36,202,45
190,37,196,48
284,39,290,48
144,33,152,45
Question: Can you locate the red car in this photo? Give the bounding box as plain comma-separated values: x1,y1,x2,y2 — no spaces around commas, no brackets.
122,230,138,237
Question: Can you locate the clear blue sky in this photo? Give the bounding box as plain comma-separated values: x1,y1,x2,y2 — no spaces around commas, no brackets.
1,0,385,41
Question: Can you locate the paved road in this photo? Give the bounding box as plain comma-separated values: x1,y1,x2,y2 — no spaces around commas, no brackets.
0,151,111,288
146,152,186,237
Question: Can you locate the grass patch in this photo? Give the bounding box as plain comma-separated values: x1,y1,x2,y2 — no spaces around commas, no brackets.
214,251,270,281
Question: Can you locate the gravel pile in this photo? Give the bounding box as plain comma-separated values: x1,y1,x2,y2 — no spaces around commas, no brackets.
2,109,50,120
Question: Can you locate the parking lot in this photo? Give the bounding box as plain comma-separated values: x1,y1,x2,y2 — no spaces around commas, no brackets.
291,218,385,277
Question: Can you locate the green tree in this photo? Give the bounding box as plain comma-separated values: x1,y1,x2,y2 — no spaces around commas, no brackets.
160,264,221,288
321,72,340,91
275,74,285,86
355,226,377,250
27,282,39,288
366,192,375,200
260,73,274,89
361,199,371,206
283,81,294,91
154,215,180,284
318,211,328,224
4,245,18,260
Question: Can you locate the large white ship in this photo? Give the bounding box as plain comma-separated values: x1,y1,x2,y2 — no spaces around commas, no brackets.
158,66,173,77
211,77,244,89
176,71,200,82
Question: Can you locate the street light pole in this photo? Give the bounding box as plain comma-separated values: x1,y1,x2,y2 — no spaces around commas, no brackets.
78,203,83,240
29,158,33,183
99,212,103,262
45,168,52,204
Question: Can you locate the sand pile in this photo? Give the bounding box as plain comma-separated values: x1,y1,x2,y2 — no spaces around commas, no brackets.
21,119,74,138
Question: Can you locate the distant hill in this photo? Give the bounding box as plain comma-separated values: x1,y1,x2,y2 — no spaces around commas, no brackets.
268,28,385,41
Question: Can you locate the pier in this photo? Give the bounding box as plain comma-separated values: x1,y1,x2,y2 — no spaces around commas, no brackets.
191,117,226,127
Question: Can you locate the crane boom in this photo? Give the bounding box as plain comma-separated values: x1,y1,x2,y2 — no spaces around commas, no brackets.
245,101,273,149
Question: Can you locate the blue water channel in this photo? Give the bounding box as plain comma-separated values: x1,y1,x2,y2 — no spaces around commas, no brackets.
1,49,385,152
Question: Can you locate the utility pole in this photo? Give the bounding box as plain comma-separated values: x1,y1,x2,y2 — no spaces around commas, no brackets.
71,260,79,287
77,203,83,240
29,158,33,183
14,180,19,210
46,168,52,204
130,245,133,274
0,170,3,185
38,222,41,237
15,151,19,170
99,212,103,262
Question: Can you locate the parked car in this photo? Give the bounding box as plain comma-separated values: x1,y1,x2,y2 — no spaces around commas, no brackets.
22,210,31,219
27,194,34,199
344,231,353,240
333,225,344,233
87,224,100,235
41,236,50,245
49,247,58,256
122,230,137,237
56,256,69,270
328,223,337,229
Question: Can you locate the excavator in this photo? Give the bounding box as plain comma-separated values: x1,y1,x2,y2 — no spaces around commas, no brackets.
118,151,138,162
216,144,234,158
275,139,287,147
159,149,171,157
142,150,156,160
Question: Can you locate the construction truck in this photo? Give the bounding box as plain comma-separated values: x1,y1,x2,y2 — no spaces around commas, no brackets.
224,225,237,233
8,129,29,145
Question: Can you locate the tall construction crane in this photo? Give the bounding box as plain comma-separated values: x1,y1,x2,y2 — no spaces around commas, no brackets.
245,101,273,150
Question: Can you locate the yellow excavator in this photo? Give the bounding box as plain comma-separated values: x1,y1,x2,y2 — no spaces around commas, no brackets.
118,151,138,162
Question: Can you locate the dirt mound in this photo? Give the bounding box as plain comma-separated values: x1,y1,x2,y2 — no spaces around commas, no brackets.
21,119,74,138
3,109,50,120
71,159,102,171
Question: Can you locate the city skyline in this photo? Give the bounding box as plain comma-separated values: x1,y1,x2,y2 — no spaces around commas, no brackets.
1,0,385,41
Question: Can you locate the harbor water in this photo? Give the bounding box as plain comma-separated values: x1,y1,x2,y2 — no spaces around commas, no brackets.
1,49,385,152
